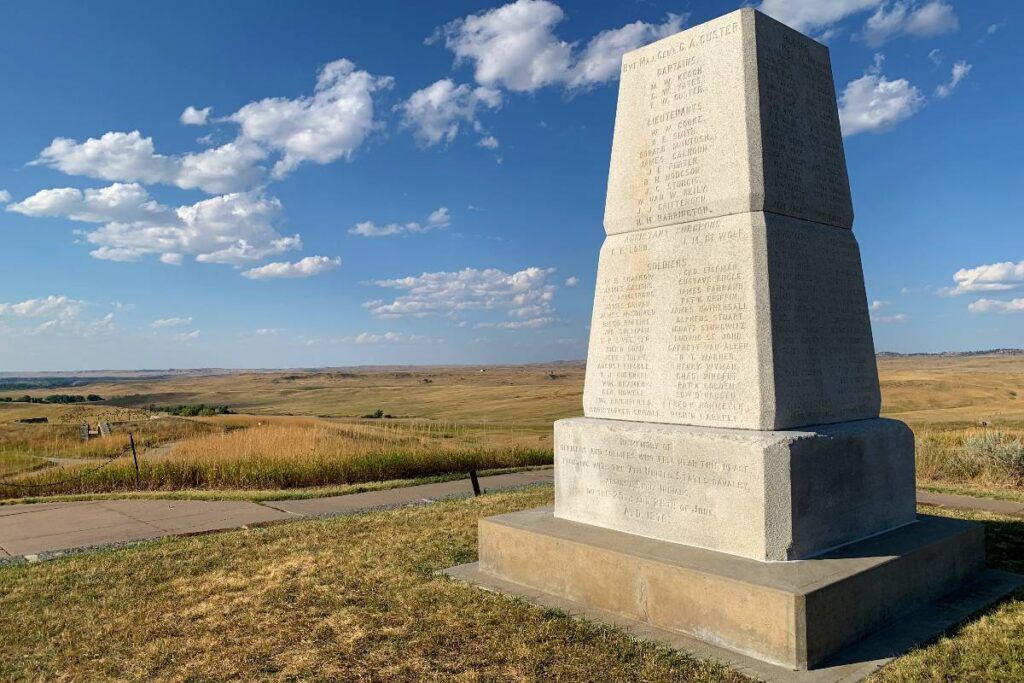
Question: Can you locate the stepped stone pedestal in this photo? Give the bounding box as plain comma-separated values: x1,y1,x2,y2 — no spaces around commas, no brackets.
445,8,1021,681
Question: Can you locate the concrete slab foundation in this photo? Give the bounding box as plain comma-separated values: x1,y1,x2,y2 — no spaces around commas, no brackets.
456,507,1012,674
444,560,1023,683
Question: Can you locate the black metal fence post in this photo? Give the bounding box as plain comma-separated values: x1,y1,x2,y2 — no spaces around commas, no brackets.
469,470,481,496
129,432,141,488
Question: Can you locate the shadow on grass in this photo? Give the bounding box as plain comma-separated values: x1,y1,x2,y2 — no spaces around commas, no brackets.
982,516,1024,574
866,514,1024,680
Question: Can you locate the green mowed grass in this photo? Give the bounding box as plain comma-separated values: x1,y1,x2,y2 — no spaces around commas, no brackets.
1,488,1022,682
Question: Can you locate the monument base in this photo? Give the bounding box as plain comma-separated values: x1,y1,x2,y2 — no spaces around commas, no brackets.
555,417,917,561
446,507,1017,677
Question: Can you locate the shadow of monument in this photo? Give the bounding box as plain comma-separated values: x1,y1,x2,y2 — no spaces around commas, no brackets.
818,514,1024,671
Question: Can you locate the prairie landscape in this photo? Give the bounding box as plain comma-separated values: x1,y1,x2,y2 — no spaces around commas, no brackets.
1,354,1023,501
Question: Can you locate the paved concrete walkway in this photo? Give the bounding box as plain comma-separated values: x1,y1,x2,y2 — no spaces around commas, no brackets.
916,489,1024,516
0,469,554,560
0,471,1019,561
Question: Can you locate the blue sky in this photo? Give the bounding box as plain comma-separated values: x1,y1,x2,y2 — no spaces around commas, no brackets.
0,0,1020,371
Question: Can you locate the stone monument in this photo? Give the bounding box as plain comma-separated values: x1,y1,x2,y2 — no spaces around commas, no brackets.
447,8,1021,679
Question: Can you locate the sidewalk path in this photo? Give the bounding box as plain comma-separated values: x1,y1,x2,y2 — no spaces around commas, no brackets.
0,469,554,560
916,489,1024,516
0,471,1019,561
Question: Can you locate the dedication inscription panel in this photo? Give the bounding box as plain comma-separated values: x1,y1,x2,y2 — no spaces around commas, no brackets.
554,418,768,558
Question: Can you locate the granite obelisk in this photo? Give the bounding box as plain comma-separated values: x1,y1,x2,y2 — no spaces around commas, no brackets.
447,8,1016,678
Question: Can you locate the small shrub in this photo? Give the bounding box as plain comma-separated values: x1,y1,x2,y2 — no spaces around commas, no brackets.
153,404,232,417
962,431,1024,486
916,426,1024,490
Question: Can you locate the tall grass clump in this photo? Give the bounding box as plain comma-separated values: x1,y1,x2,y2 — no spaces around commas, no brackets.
916,425,1024,489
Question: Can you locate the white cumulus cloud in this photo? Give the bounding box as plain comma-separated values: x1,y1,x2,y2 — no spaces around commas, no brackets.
438,0,572,93
475,316,553,329
30,59,391,194
229,58,393,178
398,79,502,147
862,1,958,46
175,139,267,194
0,190,11,203
174,330,201,342
7,183,174,224
365,266,558,322
151,317,192,328
838,55,924,136
343,331,441,345
935,60,972,98
242,255,341,279
941,260,1024,296
0,295,118,338
33,131,179,186
757,0,882,33
477,135,499,149
435,0,681,93
871,313,908,323
568,14,683,88
180,105,212,125
31,130,265,195
968,298,1024,314
350,206,451,237
0,295,84,319
9,183,302,267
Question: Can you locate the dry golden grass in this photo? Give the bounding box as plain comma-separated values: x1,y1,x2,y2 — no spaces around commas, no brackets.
0,402,152,425
0,487,744,682
6,355,1022,427
0,452,43,478
2,365,586,426
877,354,1024,425
1,488,1020,682
0,416,551,498
915,424,1024,492
3,356,1024,499
0,416,219,462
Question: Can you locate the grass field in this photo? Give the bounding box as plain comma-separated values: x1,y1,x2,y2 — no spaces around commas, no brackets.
0,487,1020,682
5,355,1022,426
878,354,1024,425
2,364,587,425
0,416,550,498
1,355,1023,500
